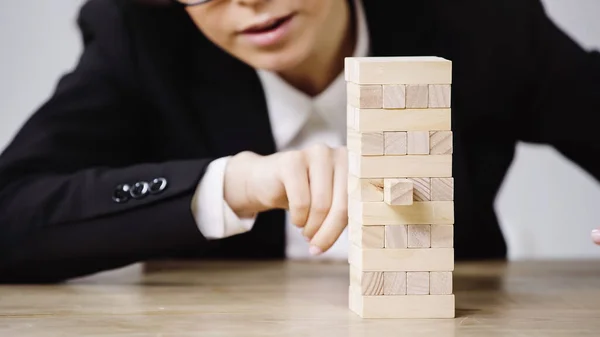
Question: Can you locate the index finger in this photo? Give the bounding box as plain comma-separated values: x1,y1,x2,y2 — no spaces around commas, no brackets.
308,148,348,255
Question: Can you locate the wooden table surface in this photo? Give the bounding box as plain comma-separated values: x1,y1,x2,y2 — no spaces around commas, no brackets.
1,259,600,336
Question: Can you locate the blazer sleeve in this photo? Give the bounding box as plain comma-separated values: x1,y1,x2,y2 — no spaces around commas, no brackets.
0,1,212,283
519,0,600,180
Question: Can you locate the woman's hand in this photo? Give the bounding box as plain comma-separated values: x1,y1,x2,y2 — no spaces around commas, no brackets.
224,144,348,255
592,229,600,245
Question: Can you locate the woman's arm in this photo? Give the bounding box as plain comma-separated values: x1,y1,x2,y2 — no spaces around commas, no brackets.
0,0,213,283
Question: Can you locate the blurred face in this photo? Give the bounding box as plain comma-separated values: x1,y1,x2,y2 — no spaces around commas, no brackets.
185,0,349,72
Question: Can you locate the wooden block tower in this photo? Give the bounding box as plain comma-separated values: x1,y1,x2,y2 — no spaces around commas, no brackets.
345,56,455,318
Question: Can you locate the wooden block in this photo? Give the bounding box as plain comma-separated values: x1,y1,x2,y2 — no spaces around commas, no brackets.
407,272,430,295
430,272,453,295
347,129,384,155
350,266,385,295
407,131,430,155
348,152,452,178
431,178,454,201
348,199,454,225
360,226,385,248
429,84,451,108
384,179,413,206
347,104,355,129
348,175,383,202
408,178,431,201
348,243,454,271
407,224,431,248
383,272,406,295
382,84,406,108
406,85,429,109
349,287,455,318
385,225,408,248
430,131,453,155
347,82,383,109
344,56,453,85
431,225,453,248
383,131,407,155
354,108,451,132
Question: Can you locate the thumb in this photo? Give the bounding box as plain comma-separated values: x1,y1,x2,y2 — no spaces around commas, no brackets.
591,229,600,245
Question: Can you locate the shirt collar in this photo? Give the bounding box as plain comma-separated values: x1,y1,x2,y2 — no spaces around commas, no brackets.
257,0,370,150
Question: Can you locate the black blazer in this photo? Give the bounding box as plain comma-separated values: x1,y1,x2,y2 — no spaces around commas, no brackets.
1,0,599,283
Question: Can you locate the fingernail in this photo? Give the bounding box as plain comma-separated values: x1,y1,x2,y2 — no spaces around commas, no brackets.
309,245,323,256
592,229,600,244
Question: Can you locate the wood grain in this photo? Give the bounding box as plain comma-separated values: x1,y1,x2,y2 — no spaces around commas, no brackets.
382,84,406,108
407,272,430,295
430,271,453,295
348,152,452,178
384,178,413,205
408,177,431,201
430,131,453,155
428,84,451,108
348,175,383,202
408,224,431,248
431,177,454,201
431,224,453,248
385,225,408,248
406,85,429,109
407,131,430,155
347,130,384,155
348,199,454,225
349,244,454,271
347,82,383,109
384,131,407,155
354,108,451,132
383,271,407,295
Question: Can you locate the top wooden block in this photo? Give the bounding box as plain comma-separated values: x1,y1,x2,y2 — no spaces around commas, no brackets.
345,56,452,85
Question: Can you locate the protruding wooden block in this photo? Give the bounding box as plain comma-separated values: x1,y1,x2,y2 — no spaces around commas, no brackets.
347,82,382,109
382,84,406,109
354,108,451,132
431,225,453,248
348,243,454,271
408,178,431,201
406,85,429,109
385,225,408,248
430,131,453,155
348,199,454,225
407,224,431,248
431,178,454,201
384,179,413,205
348,152,452,178
384,272,406,295
347,130,383,156
348,175,383,202
430,272,453,295
407,272,430,295
407,131,430,155
344,56,453,85
349,288,455,318
429,84,451,108
384,131,407,155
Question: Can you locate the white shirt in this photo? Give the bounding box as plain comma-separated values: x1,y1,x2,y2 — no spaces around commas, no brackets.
191,0,370,260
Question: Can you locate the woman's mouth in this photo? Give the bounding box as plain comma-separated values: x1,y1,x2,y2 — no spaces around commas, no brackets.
239,13,296,48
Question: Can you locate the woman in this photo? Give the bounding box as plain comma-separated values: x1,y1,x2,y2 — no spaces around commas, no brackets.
0,0,599,282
